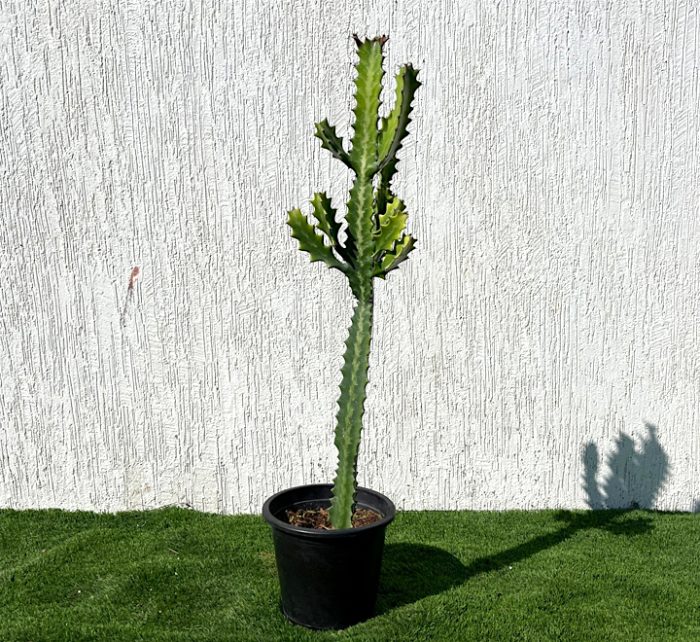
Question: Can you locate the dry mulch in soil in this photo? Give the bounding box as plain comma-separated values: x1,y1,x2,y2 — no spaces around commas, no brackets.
285,506,382,530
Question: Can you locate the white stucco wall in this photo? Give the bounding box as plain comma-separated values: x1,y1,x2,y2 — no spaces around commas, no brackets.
1,0,699,514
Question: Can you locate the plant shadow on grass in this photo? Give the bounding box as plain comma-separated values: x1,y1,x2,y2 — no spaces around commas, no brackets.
377,422,670,614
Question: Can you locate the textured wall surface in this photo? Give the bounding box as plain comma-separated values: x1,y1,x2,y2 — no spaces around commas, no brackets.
1,0,699,514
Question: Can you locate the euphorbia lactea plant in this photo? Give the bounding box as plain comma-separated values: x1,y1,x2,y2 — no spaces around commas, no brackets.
287,35,420,529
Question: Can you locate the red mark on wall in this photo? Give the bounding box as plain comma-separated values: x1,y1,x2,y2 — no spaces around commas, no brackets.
127,266,140,290
120,266,141,327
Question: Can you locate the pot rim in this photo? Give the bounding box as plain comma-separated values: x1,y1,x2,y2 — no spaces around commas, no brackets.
262,483,396,538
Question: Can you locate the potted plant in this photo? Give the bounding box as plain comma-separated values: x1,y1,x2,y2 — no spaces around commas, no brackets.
262,34,420,630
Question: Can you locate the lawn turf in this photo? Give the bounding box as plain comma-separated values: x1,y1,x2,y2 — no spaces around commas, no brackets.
0,507,698,641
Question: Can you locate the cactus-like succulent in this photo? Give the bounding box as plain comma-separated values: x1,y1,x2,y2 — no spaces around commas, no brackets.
287,35,420,529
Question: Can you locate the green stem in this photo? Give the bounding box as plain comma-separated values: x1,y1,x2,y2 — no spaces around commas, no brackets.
329,284,374,529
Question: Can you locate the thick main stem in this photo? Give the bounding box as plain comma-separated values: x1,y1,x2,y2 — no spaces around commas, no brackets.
328,284,374,528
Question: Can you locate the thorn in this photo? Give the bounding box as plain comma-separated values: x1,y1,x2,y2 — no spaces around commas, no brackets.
352,34,388,48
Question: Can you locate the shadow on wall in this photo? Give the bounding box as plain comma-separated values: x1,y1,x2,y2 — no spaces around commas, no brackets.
582,422,670,510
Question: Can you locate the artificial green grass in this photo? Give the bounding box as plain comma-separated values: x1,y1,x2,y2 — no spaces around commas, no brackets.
0,507,698,641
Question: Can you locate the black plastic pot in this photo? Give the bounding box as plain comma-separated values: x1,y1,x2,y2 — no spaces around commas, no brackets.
262,483,396,630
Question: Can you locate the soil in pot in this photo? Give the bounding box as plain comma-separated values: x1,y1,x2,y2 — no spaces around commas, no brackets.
285,506,382,530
